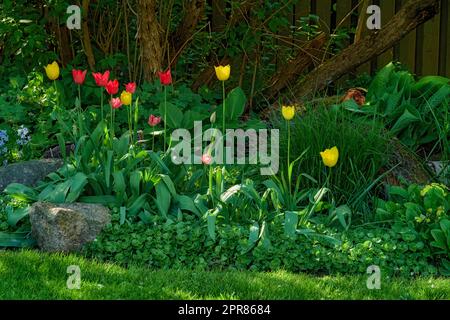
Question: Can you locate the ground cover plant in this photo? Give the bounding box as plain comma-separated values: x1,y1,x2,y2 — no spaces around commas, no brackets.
0,0,449,301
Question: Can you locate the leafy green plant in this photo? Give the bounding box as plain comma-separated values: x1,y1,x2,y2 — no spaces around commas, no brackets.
375,183,449,231
375,183,449,275
82,213,438,276
431,219,450,276
346,62,450,155
431,218,450,256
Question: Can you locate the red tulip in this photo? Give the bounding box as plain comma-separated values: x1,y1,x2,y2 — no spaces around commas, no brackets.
125,82,136,94
148,114,161,127
201,154,212,165
92,70,110,87
109,97,122,109
72,69,87,85
105,79,119,95
158,69,172,86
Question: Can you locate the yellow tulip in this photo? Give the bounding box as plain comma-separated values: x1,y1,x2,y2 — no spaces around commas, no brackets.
214,65,231,81
120,90,132,106
44,61,60,80
281,105,295,121
320,146,339,168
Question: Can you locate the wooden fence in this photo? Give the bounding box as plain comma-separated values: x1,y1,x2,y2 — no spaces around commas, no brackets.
210,0,450,78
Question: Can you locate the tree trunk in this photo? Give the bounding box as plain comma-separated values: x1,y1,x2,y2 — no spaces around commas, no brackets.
294,0,440,100
264,32,327,100
138,0,163,81
170,0,206,67
81,0,96,70
58,27,73,67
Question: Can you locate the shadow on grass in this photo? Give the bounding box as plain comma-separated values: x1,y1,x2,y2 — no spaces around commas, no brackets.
0,250,448,300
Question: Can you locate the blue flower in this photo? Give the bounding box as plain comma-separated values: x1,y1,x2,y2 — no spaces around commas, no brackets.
16,125,31,146
0,130,8,149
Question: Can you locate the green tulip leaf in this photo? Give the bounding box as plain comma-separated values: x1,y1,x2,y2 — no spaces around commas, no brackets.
159,102,183,128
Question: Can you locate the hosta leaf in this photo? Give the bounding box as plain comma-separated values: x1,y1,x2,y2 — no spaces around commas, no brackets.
6,206,30,227
4,183,38,202
390,106,421,135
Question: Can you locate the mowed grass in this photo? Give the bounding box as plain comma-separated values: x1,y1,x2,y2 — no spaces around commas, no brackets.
0,250,448,300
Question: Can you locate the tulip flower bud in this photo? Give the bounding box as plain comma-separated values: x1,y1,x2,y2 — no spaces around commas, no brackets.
210,112,216,124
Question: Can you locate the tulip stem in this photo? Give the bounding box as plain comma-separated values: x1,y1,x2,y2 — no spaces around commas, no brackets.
222,81,226,141
152,128,155,151
78,85,81,110
164,86,167,152
100,90,104,123
287,120,291,198
128,99,133,145
208,123,215,198
110,95,114,145
78,85,83,137
208,165,213,198
326,167,332,190
53,81,59,109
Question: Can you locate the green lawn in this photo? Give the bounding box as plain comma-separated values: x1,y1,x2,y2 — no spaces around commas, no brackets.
0,250,448,300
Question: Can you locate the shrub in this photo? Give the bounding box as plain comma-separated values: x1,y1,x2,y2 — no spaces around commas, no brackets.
275,106,392,219
346,62,450,156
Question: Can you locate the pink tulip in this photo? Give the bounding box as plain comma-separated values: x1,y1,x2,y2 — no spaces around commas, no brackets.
201,154,212,165
148,114,161,127
125,82,137,94
110,97,122,109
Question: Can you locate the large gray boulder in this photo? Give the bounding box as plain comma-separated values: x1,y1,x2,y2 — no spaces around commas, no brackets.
29,202,111,252
0,159,63,192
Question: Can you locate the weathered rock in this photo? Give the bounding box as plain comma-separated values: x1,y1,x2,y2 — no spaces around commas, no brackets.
382,138,433,186
29,202,111,252
0,159,63,192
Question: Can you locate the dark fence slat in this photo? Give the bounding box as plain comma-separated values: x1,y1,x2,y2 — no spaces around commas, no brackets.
440,0,450,76
378,0,396,69
316,0,332,34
